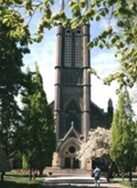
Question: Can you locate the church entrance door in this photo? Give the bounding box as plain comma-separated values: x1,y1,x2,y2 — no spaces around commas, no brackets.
65,157,71,168
73,158,79,168
65,157,79,169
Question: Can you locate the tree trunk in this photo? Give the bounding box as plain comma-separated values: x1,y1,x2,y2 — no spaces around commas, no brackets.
39,169,43,176
33,170,36,179
122,173,124,181
129,170,132,185
29,169,32,181
0,172,5,183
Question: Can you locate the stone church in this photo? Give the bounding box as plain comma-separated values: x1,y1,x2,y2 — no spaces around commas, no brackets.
50,1,113,170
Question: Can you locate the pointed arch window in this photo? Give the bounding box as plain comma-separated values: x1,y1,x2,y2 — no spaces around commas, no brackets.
65,100,81,133
64,29,72,67
75,28,83,67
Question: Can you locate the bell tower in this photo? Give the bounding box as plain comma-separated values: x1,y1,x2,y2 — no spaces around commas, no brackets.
53,0,91,169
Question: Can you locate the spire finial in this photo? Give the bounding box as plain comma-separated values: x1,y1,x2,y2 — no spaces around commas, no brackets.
60,0,65,11
108,98,113,108
71,121,74,128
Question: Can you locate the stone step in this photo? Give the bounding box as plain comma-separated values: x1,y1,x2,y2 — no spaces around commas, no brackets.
43,168,90,177
45,176,94,184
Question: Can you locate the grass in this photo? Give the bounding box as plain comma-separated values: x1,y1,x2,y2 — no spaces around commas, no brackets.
118,180,137,188
1,171,137,188
0,172,42,188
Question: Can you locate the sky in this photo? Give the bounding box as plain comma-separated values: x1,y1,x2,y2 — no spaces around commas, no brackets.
22,1,136,115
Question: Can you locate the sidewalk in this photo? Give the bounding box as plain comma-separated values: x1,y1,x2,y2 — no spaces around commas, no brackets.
42,176,127,187
42,183,126,187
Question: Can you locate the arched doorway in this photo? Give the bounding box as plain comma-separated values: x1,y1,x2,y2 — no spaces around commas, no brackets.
59,137,81,169
64,146,79,169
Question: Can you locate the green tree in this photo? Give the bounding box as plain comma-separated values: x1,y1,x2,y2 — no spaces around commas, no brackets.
21,65,56,178
0,0,30,162
110,88,137,182
0,22,30,160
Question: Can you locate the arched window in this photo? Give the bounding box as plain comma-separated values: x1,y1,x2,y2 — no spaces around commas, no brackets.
64,29,72,67
65,100,81,133
75,28,83,67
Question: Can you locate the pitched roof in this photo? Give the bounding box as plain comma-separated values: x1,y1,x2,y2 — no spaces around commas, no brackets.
61,122,80,141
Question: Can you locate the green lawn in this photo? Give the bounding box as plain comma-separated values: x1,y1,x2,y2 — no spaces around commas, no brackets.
1,172,137,188
119,180,137,188
0,173,42,188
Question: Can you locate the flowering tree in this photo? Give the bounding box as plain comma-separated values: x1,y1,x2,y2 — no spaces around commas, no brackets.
78,127,111,161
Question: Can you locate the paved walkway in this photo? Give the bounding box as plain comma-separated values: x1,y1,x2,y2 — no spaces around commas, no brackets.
41,176,127,188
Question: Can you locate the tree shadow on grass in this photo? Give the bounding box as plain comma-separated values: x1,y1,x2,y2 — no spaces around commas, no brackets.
0,181,41,188
130,181,137,188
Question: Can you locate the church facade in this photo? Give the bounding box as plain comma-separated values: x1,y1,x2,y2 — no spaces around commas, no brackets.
51,7,113,169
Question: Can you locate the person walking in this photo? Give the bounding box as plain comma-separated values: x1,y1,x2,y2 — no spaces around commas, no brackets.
106,164,113,183
92,166,101,187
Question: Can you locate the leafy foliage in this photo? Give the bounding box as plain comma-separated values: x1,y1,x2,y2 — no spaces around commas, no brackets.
0,22,29,159
1,0,136,88
110,88,137,176
20,65,56,172
0,0,30,43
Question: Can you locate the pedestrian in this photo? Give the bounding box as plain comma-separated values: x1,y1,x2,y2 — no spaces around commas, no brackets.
92,166,101,187
106,164,113,183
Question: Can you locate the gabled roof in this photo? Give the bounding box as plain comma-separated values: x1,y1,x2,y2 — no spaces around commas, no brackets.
49,100,105,114
61,122,80,141
90,101,104,113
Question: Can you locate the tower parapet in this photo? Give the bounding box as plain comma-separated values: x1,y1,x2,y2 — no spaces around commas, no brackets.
107,98,113,116
54,21,63,140
60,0,65,11
82,24,90,139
